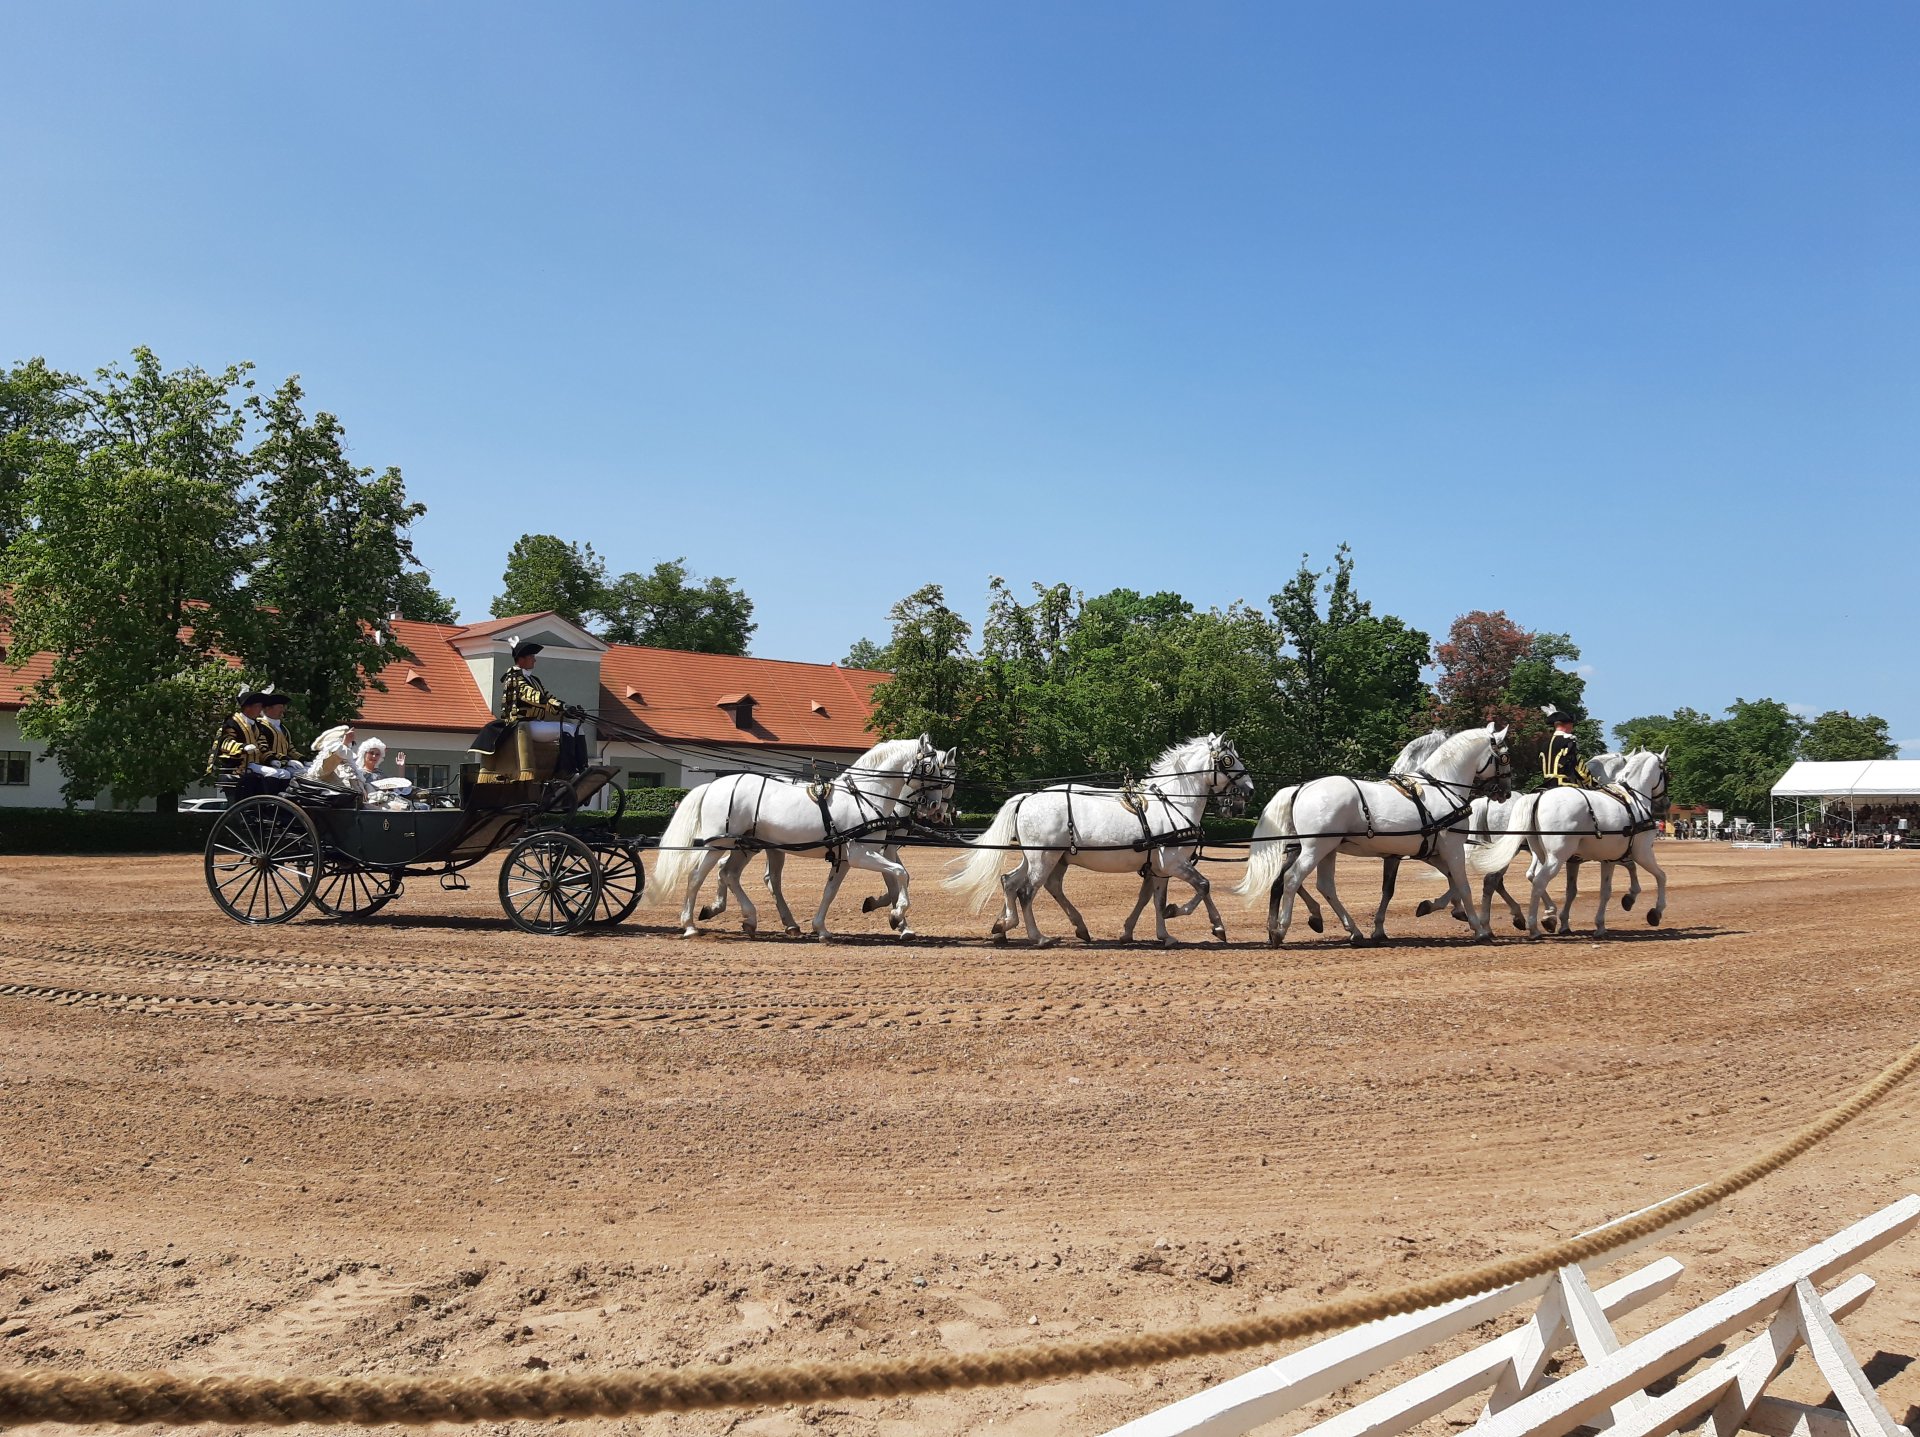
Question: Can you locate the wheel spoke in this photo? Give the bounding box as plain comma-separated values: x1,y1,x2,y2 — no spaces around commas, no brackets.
236,868,266,919
261,865,293,912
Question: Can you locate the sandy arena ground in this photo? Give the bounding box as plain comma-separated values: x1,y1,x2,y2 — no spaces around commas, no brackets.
2,842,1919,1437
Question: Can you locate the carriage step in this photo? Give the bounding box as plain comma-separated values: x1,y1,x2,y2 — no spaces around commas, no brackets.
439,873,471,892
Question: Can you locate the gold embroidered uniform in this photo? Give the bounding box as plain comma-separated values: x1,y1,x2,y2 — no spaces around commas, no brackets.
212,712,264,784
1541,730,1591,788
260,718,294,765
501,667,564,724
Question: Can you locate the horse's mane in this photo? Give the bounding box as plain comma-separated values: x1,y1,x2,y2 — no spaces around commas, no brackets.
845,736,923,774
1146,734,1217,779
1428,725,1499,771
1389,729,1449,774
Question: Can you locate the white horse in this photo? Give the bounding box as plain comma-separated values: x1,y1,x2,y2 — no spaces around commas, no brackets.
1469,748,1670,938
692,746,959,937
1237,724,1512,945
945,735,1253,947
651,736,948,939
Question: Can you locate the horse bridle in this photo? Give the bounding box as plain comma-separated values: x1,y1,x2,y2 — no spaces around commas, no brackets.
1411,736,1511,833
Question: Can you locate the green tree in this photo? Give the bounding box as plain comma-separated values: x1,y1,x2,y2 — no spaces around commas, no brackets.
1799,709,1897,762
1431,611,1598,785
238,377,429,735
839,637,891,670
1271,547,1430,778
596,558,755,653
1614,699,1804,817
393,568,459,625
490,534,606,625
1719,697,1805,818
1,358,85,548
1614,708,1720,808
864,584,975,753
2,349,256,807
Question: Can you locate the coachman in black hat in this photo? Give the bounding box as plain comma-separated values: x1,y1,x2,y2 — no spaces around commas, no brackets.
470,639,584,774
1539,704,1593,788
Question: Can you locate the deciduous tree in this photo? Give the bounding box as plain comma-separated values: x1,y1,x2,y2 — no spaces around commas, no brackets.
596,558,755,654
240,377,428,734
0,358,85,549
2,350,256,807
1799,709,1897,763
489,534,606,625
393,568,459,625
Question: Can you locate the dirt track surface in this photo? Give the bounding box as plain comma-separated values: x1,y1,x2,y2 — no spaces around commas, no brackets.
2,844,1919,1436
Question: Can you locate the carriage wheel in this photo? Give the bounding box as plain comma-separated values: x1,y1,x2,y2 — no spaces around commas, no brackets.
312,860,400,920
499,831,603,935
588,842,645,926
204,795,320,926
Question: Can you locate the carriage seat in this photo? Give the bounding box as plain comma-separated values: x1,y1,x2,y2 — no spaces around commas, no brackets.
474,724,562,785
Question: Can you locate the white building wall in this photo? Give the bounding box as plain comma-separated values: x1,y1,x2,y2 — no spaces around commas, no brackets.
0,712,69,807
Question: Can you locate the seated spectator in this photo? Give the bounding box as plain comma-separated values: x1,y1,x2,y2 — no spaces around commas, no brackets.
356,737,417,810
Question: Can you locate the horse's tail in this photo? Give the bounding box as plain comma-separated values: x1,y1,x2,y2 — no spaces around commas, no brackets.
1235,786,1298,904
648,781,711,903
942,799,1022,914
1468,793,1535,875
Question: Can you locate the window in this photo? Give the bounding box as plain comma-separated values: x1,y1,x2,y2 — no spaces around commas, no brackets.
406,764,452,792
628,771,666,789
1,751,29,786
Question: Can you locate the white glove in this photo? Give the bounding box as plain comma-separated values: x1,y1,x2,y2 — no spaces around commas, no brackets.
243,744,258,754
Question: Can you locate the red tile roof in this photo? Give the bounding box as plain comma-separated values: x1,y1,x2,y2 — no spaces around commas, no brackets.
2,612,889,752
357,620,496,732
599,645,886,751
0,621,54,709
445,612,545,642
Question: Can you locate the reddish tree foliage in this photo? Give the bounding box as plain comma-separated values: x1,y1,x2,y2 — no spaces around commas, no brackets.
1431,610,1533,731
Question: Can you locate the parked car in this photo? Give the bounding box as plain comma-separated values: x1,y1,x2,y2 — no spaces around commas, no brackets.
177,797,229,813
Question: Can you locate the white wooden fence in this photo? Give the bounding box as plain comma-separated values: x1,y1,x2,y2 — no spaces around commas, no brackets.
1102,1193,1919,1437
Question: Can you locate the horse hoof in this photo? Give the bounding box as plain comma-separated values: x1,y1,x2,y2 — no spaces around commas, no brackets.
1075,927,1091,943
680,928,699,939
1212,927,1228,942
897,927,916,940
1511,917,1526,931
1414,899,1434,917
784,926,802,938
1451,910,1469,924
992,931,1007,946
1541,917,1558,935
697,904,716,921
1472,932,1495,945
1306,914,1325,934
861,896,879,913
1161,903,1179,920
1648,910,1663,927
1621,893,1636,911
1035,937,1059,950
741,921,757,936
990,921,1006,936
888,913,902,931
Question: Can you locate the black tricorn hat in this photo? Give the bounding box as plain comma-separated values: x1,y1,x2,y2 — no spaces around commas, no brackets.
1543,703,1585,726
259,690,290,709
239,690,270,708
511,639,543,661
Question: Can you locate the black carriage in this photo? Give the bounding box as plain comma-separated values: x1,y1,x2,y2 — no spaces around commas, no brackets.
202,761,645,935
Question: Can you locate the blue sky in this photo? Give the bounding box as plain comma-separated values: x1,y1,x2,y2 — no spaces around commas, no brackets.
5,4,1917,743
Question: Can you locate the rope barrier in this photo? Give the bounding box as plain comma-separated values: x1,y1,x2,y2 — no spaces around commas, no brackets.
6,1036,1918,1428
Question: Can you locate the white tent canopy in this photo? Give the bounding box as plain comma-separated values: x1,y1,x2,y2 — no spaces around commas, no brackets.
1771,760,1920,800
